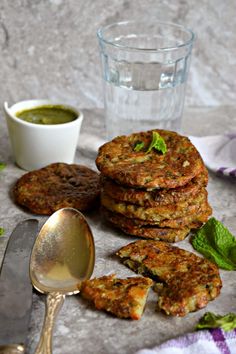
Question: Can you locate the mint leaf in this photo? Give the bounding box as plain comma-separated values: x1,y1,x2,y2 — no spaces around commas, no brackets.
146,131,167,154
212,220,236,259
191,217,236,270
229,245,236,262
133,132,167,154
0,227,5,236
192,232,235,270
196,312,236,332
134,141,145,152
0,162,6,171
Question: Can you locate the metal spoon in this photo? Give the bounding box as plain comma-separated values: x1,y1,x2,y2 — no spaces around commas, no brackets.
30,208,95,354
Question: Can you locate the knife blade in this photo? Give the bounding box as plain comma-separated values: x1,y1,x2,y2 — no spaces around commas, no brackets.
0,219,38,353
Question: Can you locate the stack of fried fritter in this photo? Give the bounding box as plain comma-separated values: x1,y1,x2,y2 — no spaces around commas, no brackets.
96,129,212,242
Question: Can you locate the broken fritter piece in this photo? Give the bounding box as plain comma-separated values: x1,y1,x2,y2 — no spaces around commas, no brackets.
157,269,221,317
79,274,153,320
116,240,222,317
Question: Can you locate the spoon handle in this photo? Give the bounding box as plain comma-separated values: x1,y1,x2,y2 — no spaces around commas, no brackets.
35,292,65,354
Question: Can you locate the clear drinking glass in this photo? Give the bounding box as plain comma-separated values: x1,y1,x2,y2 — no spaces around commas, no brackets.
97,20,195,140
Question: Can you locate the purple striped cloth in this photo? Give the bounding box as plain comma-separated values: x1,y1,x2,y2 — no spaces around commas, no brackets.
136,328,236,354
189,134,236,178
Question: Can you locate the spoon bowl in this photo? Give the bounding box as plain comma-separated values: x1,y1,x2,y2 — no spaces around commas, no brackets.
30,208,95,354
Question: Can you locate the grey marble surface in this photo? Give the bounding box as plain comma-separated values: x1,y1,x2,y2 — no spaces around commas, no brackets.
0,106,236,354
0,0,235,109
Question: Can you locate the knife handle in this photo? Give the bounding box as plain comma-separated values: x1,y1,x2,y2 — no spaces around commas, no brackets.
34,292,65,354
0,345,24,354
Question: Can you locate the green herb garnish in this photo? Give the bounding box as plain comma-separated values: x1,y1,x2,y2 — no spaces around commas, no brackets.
133,132,167,154
191,217,236,270
0,162,6,171
0,227,5,236
196,312,236,332
134,141,145,152
146,131,167,154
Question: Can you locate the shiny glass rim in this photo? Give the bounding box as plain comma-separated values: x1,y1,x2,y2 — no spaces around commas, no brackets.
97,20,195,52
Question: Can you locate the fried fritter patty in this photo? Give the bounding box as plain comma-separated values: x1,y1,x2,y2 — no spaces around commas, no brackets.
116,240,222,317
101,189,207,222
13,163,100,215
156,203,212,228
102,207,190,242
101,200,212,230
134,205,212,228
102,168,208,207
96,130,205,189
79,274,153,320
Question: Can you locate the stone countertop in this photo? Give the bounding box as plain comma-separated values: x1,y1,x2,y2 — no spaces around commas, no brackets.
0,106,236,354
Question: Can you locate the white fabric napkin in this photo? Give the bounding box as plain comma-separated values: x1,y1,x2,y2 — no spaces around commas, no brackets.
189,134,236,178
136,328,236,354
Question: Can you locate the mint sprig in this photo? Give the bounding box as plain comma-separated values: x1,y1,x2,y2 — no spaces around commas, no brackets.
146,131,167,154
191,217,236,270
133,132,167,154
196,312,236,332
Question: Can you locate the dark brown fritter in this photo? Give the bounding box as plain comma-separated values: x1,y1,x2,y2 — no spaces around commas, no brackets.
13,163,100,215
116,240,222,317
96,129,205,189
102,207,190,242
79,274,153,320
102,167,208,207
101,189,208,222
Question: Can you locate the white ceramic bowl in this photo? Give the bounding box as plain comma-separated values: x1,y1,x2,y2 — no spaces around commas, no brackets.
4,99,83,171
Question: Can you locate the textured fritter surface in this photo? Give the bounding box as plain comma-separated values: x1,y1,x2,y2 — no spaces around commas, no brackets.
101,189,208,222
101,203,212,230
117,240,222,317
102,207,190,242
102,168,208,207
79,274,153,320
155,204,212,228
96,129,205,189
14,163,100,215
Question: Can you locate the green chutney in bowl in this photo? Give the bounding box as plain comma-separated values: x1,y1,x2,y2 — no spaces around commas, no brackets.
16,105,78,125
